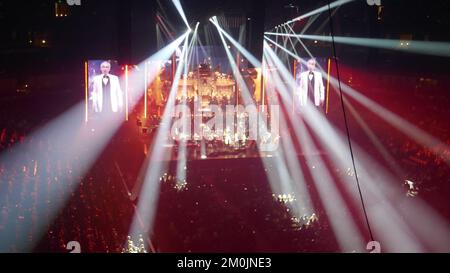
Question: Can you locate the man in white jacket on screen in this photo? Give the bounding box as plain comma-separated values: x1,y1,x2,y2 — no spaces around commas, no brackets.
91,61,123,115
298,58,325,107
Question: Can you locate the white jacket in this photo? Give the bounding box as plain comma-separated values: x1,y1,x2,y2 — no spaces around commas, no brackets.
91,74,123,113
298,70,325,106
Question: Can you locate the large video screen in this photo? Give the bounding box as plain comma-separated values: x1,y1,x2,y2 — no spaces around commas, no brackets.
86,60,126,121
294,57,328,112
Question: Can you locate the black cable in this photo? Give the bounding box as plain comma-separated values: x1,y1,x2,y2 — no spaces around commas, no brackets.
326,0,374,242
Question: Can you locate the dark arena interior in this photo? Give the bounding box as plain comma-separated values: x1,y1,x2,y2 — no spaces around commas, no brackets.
0,0,449,255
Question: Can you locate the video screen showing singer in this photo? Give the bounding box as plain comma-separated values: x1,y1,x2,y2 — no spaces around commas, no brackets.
90,61,124,117
298,58,325,109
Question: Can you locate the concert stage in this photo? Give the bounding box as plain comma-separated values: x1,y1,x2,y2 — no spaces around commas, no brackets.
1,0,450,255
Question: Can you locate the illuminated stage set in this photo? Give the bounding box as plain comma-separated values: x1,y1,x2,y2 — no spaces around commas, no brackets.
0,0,449,253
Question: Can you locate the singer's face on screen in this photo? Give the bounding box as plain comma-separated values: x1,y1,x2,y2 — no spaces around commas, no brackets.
307,59,316,71
100,62,111,75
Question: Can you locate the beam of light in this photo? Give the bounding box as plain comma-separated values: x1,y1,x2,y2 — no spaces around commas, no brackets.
338,77,450,163
210,17,254,105
186,22,199,72
171,0,190,30
266,33,428,183
262,62,316,217
300,13,321,35
285,6,339,37
265,33,450,163
272,32,448,222
278,25,300,86
128,33,190,246
284,0,355,25
125,32,189,115
211,17,271,126
282,30,292,66
176,24,198,187
157,14,175,40
316,82,450,251
196,35,209,63
301,102,423,252
210,17,316,220
315,7,339,35
293,21,409,177
156,24,163,49
276,35,449,251
238,22,246,45
263,39,450,251
263,40,395,248
129,33,190,190
282,25,299,58
259,55,315,216
0,103,125,252
156,1,178,39
192,24,204,70
0,32,188,252
302,103,450,252
264,36,298,60
343,99,406,178
287,68,427,251
296,110,367,252
265,32,450,58
262,43,394,250
285,24,315,60
263,43,368,251
209,18,261,68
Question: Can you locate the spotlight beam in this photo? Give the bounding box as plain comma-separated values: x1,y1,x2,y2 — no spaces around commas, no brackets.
282,25,299,57
287,25,407,176
264,33,450,57
157,14,175,40
260,52,315,216
265,34,450,163
210,17,254,105
302,103,450,252
262,63,316,216
262,39,450,251
0,31,188,250
211,18,315,219
176,26,198,186
171,0,191,30
265,36,299,60
128,32,190,245
300,13,321,35
264,23,450,252
263,43,368,251
285,24,315,59
0,103,124,251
